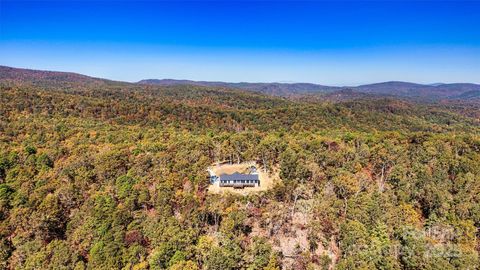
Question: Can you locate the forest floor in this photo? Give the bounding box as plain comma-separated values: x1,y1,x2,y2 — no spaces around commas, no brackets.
207,161,279,195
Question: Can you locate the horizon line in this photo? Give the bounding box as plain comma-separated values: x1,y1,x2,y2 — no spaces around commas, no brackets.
2,64,480,88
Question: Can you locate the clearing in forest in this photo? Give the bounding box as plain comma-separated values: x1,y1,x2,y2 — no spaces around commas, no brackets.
207,161,279,195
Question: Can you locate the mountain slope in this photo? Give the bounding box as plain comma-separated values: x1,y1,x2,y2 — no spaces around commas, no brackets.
138,79,338,96
0,65,110,85
2,65,480,101
449,90,480,100
139,78,480,100
356,81,480,99
1,65,478,132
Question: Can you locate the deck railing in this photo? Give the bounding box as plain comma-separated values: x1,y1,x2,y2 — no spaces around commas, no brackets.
219,182,257,188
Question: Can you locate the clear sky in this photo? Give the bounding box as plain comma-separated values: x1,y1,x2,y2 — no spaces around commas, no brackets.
1,0,479,85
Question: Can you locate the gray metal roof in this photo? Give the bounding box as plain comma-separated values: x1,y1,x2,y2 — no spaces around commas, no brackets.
219,173,259,181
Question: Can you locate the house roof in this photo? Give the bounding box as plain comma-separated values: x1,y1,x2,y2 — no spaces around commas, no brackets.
219,172,259,181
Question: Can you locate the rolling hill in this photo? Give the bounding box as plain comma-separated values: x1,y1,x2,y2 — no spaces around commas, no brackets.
138,79,338,96
3,65,480,101
139,78,480,100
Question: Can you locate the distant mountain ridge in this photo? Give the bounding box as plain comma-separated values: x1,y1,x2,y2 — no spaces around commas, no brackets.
139,78,480,100
355,81,480,99
138,79,338,96
1,65,480,101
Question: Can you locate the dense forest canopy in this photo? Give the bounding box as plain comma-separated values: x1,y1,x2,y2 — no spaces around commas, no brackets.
0,66,479,269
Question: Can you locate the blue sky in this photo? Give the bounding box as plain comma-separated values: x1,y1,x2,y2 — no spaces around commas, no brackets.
1,0,479,85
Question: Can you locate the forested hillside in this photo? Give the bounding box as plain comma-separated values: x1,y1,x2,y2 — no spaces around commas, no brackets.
139,78,480,101
0,66,479,269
